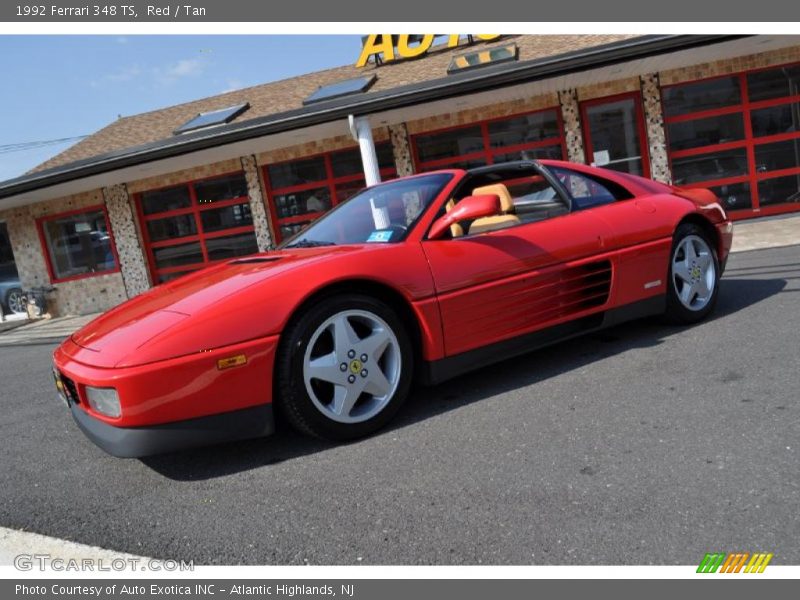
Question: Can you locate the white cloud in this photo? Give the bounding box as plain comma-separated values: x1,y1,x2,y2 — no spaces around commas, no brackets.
89,64,142,88
154,57,207,84
107,65,143,82
90,55,209,89
220,79,246,94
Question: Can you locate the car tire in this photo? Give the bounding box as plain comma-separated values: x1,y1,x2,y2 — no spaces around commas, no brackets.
5,288,25,315
664,223,720,324
276,293,413,441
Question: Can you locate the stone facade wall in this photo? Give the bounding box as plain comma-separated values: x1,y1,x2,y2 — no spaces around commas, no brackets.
126,158,243,195
659,45,800,86
640,73,671,184
575,77,641,102
241,155,275,251
404,93,560,136
255,129,390,167
388,123,415,176
558,89,586,164
0,189,127,316
103,183,151,297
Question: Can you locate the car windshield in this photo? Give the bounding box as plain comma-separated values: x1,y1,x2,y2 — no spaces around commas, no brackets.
281,173,453,248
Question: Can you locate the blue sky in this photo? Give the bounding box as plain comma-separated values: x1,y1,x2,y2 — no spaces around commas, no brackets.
0,35,364,182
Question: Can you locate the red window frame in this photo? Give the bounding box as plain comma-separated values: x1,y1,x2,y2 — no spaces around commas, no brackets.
410,107,567,172
580,91,651,179
36,204,121,284
662,61,800,219
135,170,257,283
262,144,397,244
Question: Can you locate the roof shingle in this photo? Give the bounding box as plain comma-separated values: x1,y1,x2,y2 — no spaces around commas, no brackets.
31,34,636,173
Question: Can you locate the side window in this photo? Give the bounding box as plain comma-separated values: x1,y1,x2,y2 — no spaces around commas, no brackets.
446,173,570,237
503,176,570,224
551,167,633,210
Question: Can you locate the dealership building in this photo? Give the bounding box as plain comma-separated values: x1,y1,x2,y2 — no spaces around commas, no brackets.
0,33,799,317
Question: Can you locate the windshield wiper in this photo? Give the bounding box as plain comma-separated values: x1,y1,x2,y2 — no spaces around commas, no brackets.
284,239,336,248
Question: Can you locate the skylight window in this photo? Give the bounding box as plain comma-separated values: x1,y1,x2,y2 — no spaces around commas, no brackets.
447,44,519,74
303,75,377,105
173,103,250,135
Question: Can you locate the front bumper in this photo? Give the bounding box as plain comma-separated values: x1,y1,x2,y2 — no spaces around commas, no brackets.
54,333,281,456
70,401,274,458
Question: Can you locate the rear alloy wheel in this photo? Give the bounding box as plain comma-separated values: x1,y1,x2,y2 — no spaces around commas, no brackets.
5,288,25,315
665,224,719,324
277,294,413,440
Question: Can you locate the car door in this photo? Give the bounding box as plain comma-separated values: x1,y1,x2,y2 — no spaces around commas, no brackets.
550,165,677,308
422,172,614,357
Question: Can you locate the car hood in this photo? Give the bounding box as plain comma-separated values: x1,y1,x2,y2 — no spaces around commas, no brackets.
67,246,355,368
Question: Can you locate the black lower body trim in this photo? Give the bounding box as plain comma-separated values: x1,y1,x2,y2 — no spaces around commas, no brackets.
70,403,274,458
421,295,665,385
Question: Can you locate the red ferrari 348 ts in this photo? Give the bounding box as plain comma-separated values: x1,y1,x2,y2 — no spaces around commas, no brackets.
53,160,732,457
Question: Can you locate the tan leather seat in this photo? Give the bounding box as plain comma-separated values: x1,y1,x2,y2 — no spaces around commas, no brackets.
444,199,465,238
468,184,520,234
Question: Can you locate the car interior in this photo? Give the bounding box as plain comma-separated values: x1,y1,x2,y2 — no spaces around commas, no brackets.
440,162,633,238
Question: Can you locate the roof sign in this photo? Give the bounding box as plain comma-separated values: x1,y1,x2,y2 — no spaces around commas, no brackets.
356,34,501,68
303,75,377,105
447,44,519,74
173,103,250,135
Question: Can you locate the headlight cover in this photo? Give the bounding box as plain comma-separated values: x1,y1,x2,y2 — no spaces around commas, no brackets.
85,386,121,418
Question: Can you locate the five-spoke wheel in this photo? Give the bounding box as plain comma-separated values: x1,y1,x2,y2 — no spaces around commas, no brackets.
671,234,716,312
277,294,412,440
303,310,402,424
665,224,720,323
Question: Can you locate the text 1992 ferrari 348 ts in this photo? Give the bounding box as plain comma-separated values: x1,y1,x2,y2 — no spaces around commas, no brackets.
53,160,732,457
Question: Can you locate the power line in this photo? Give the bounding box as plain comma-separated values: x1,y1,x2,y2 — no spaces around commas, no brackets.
0,135,88,155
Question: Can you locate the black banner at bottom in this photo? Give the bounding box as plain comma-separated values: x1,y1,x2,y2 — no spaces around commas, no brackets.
4,579,798,600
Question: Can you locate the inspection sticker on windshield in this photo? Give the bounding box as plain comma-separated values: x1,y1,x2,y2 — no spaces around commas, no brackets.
366,230,393,243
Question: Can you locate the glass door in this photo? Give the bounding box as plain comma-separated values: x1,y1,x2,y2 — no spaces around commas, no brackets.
581,93,650,177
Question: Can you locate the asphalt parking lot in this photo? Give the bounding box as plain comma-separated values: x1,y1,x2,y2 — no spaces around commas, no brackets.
1,245,798,565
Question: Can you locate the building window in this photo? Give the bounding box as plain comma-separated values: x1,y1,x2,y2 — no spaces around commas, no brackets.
263,143,397,242
663,62,800,216
411,108,566,171
38,206,119,283
136,172,258,283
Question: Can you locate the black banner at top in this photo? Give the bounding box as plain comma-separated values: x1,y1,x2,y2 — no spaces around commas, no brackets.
0,0,798,22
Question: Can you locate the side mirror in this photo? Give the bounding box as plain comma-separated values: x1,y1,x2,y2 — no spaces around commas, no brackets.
428,194,502,240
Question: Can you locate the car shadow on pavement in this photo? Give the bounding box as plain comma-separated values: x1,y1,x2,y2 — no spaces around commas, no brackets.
140,276,786,480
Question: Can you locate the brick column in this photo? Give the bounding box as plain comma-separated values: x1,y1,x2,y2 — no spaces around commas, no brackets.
103,184,151,297
241,155,274,251
388,123,415,176
640,73,672,184
558,89,585,164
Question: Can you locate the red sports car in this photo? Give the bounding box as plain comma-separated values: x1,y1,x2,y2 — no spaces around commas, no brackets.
53,160,733,457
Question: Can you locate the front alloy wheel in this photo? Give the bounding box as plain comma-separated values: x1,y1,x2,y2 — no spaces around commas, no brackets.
277,294,413,440
303,310,402,424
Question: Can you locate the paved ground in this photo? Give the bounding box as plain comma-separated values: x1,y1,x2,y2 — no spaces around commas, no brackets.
0,244,798,565
0,313,99,346
731,213,800,253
